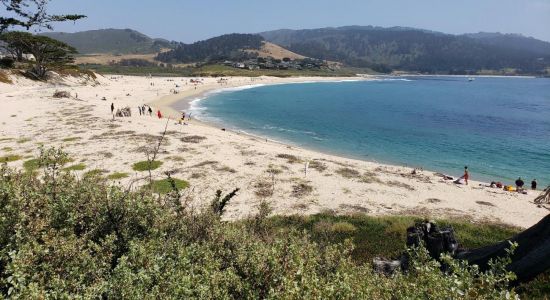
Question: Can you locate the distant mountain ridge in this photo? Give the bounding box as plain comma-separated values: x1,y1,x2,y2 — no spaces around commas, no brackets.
41,28,174,54
260,26,550,74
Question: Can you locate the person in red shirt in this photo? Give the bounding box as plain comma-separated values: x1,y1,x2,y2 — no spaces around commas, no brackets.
157,110,162,119
461,166,469,185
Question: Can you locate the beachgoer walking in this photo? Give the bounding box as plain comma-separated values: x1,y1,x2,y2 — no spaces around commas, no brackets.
148,106,152,116
138,106,142,116
531,179,537,190
461,166,469,185
515,177,525,191
111,103,114,114
157,110,162,119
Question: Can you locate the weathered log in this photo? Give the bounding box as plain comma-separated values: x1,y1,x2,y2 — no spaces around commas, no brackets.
373,214,550,284
456,214,550,283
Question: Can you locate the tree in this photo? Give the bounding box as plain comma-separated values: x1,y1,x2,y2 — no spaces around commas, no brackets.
11,34,77,78
0,31,33,61
1,0,85,33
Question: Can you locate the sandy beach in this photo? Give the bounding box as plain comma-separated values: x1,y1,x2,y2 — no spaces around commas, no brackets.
0,73,547,228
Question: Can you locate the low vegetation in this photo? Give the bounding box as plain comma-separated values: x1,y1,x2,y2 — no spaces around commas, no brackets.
276,153,302,164
63,163,86,171
132,160,163,171
0,154,22,162
107,172,130,180
148,178,189,194
0,147,545,298
336,167,361,178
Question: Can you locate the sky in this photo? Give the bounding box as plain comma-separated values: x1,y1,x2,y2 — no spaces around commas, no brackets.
24,0,550,43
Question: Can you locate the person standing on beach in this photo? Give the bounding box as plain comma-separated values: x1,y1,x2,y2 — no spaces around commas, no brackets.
531,179,537,190
111,103,114,115
461,166,469,185
515,177,525,191
148,106,153,116
138,106,142,116
157,110,162,119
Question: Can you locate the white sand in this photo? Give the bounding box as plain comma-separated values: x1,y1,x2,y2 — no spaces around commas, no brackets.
0,73,547,228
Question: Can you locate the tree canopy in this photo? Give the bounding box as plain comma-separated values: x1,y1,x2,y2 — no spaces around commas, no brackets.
0,0,85,33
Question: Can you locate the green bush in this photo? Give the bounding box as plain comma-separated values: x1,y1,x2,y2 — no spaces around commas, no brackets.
23,158,40,172
107,172,130,180
132,160,162,171
63,163,86,171
149,178,189,194
0,147,529,299
0,154,22,163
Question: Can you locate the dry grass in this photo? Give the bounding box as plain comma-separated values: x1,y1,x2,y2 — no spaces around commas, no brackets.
53,90,71,98
386,180,415,191
336,167,361,179
0,70,12,84
181,135,207,143
192,160,218,168
292,181,314,198
266,165,283,175
309,160,327,172
360,171,382,184
254,180,274,198
339,204,370,213
476,201,495,207
217,166,237,173
276,153,302,164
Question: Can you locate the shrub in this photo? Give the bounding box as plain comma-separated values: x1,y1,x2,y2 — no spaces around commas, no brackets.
132,160,163,171
107,172,130,180
148,178,189,194
63,163,86,171
0,154,22,163
336,167,361,178
0,147,526,299
23,158,40,172
276,153,302,164
181,135,207,143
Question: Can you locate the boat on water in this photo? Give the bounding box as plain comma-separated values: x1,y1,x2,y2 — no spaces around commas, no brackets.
468,77,475,82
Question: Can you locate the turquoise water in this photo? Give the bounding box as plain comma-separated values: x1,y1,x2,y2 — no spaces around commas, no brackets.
189,77,550,185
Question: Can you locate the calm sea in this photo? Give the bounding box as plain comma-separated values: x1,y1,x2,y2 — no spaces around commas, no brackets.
187,76,550,185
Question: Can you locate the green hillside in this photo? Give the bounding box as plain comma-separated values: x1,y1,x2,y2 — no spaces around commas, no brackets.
260,26,550,74
41,28,173,54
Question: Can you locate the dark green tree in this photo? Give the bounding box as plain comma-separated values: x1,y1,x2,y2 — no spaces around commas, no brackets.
0,31,33,61
7,33,77,78
0,0,85,33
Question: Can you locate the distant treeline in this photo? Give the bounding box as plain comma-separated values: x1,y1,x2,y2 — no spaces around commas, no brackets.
261,26,550,74
156,34,263,63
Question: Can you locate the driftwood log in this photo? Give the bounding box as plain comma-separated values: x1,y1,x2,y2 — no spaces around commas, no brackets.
373,214,550,284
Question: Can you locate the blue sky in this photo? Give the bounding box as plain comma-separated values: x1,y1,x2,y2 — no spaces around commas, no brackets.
39,0,550,42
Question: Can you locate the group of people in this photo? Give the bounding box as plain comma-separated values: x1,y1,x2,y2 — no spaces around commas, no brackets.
514,177,537,191
137,104,154,116
110,103,164,119
456,166,539,193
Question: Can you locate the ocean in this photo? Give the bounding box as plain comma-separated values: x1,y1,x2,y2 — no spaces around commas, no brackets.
187,76,550,185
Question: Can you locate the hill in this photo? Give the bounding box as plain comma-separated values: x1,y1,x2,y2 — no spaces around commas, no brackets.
156,33,264,63
41,28,174,54
260,26,550,74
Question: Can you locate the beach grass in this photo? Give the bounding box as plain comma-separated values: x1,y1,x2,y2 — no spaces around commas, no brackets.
23,158,40,172
107,172,130,180
0,154,22,163
16,138,31,144
132,160,163,171
62,137,81,142
63,163,86,171
148,178,189,194
268,213,520,264
1,147,13,152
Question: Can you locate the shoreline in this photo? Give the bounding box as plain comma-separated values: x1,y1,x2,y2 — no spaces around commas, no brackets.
157,76,527,186
1,74,547,228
